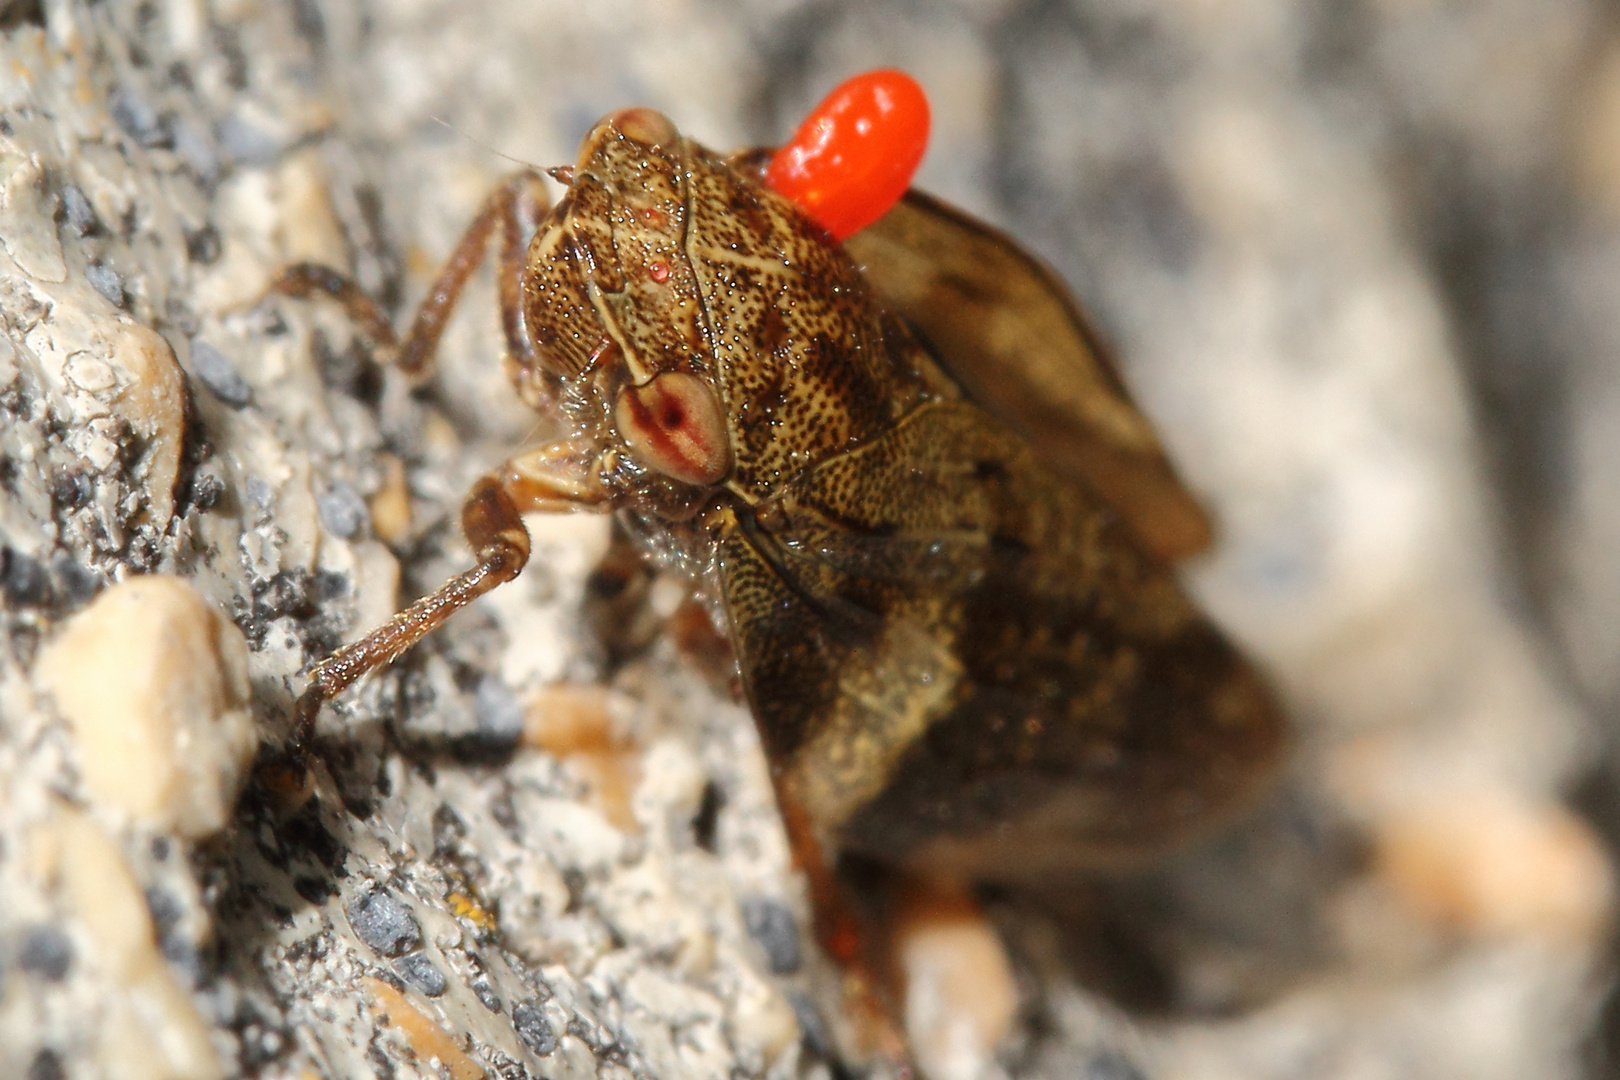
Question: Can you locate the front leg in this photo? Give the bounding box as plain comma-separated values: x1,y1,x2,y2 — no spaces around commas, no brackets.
284,441,610,767
270,170,551,381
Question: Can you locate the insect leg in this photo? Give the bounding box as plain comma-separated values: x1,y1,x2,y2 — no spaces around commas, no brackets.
777,799,915,1076
270,171,550,382
284,442,610,766
285,475,531,763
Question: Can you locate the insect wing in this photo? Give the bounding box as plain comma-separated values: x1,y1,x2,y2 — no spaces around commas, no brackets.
715,400,1285,878
847,191,1213,563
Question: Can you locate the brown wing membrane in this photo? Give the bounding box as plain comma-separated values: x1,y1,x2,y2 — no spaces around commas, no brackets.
715,401,1284,879
846,191,1213,562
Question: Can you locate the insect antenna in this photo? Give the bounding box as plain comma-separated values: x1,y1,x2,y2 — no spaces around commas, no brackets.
427,114,545,172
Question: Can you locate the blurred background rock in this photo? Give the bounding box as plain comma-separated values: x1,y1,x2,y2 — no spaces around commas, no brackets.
3,0,1620,1078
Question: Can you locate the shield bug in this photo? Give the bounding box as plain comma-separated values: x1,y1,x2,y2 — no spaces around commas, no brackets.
271,69,1286,1068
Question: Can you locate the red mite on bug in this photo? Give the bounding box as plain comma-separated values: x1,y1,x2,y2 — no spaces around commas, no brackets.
270,68,1286,1073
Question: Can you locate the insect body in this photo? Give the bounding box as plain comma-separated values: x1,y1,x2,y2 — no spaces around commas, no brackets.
275,74,1285,1064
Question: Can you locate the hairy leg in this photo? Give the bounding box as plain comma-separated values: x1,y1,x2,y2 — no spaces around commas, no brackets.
270,170,550,380
286,476,530,763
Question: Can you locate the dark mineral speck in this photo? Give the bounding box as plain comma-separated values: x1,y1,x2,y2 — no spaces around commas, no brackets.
26,1049,63,1080
691,779,722,852
317,482,368,539
1085,1053,1149,1080
277,798,347,870
59,184,96,235
185,472,225,513
345,889,421,957
50,555,101,608
740,896,801,974
394,951,447,996
512,1001,556,1057
17,924,73,981
144,886,182,942
787,993,833,1059
109,87,167,146
293,876,336,903
85,262,125,307
455,674,524,761
190,340,252,408
184,224,221,264
52,472,91,508
471,978,503,1013
1,547,51,605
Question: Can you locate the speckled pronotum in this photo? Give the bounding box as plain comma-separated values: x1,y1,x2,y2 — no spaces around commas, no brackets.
272,70,1286,1067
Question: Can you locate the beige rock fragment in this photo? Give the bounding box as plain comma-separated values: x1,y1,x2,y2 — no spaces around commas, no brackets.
362,976,485,1080
111,320,187,527
724,953,800,1069
368,452,413,544
0,146,66,282
38,575,256,838
274,149,349,267
894,881,1019,1080
526,684,640,832
33,807,221,1080
1372,788,1615,943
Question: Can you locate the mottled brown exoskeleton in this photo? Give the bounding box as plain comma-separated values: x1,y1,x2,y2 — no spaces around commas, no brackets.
276,105,1285,1061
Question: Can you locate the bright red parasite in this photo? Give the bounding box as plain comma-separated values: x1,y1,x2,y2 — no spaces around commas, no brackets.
766,68,931,240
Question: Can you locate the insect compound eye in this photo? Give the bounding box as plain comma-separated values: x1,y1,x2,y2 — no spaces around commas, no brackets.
614,371,732,487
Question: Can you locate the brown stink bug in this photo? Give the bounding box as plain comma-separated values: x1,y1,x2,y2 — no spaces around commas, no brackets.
271,72,1287,1070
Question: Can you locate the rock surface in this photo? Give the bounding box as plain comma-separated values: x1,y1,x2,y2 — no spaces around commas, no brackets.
0,1,1616,1079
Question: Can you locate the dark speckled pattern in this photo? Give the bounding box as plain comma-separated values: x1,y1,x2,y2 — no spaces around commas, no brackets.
521,113,1285,879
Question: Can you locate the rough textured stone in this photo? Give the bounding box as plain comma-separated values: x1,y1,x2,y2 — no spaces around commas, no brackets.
0,0,1614,1078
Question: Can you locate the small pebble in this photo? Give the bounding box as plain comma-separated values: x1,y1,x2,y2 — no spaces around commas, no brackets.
60,184,96,235
85,262,124,306
394,951,446,997
524,685,639,831
109,88,166,147
346,889,421,957
39,808,222,1077
109,322,187,527
216,111,282,166
470,979,503,1013
316,482,368,539
474,675,524,744
894,880,1018,1080
362,977,482,1080
189,340,251,408
38,575,255,836
511,1001,556,1057
184,224,221,264
740,897,801,974
17,924,73,981
170,120,220,183
367,454,411,544
1373,789,1615,942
